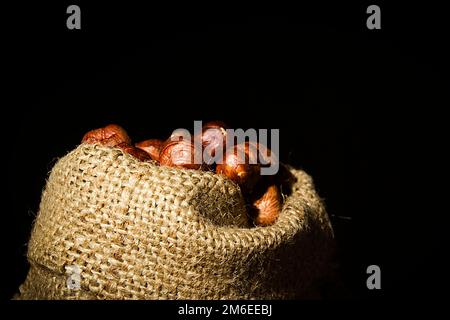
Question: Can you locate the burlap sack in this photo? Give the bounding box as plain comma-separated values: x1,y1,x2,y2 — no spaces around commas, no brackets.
16,144,335,300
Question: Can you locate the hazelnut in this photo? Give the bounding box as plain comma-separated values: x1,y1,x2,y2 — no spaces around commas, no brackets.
116,142,152,162
135,139,164,161
159,140,204,170
200,121,228,163
216,143,260,193
247,141,278,168
252,184,282,226
82,124,131,147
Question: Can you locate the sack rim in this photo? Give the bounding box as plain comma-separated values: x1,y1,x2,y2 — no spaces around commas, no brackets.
68,144,322,251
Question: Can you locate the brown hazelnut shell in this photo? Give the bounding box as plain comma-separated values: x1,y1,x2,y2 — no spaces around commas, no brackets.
252,184,282,226
135,139,164,161
82,124,131,147
159,140,204,170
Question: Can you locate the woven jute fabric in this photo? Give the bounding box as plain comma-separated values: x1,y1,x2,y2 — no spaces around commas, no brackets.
16,144,335,300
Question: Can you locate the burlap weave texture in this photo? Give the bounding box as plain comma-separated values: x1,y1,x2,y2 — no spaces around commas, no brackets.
17,144,334,299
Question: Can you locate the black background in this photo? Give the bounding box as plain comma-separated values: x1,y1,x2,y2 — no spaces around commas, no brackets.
3,2,447,303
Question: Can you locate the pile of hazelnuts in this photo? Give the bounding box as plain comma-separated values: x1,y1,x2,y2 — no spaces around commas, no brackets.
82,122,295,226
